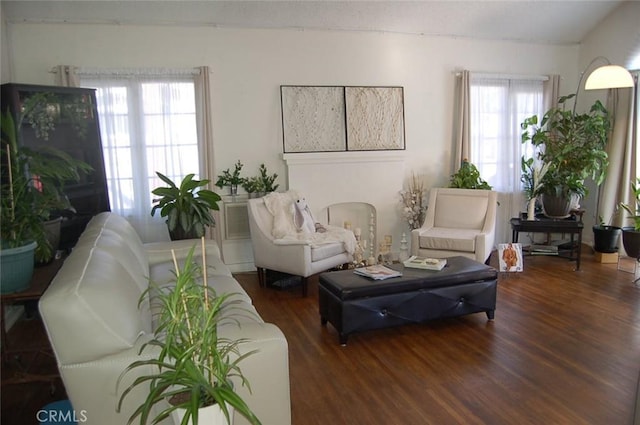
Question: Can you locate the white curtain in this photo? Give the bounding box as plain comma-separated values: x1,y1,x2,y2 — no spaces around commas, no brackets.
468,74,548,245
72,67,207,242
600,71,638,239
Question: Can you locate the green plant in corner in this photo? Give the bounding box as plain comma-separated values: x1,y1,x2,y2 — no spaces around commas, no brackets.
620,178,640,231
449,159,492,190
117,243,261,425
242,164,279,196
151,172,221,240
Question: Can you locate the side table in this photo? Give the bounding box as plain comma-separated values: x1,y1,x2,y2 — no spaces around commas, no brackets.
1,257,64,386
510,215,584,270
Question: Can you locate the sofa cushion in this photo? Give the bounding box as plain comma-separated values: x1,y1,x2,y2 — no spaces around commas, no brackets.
418,227,478,252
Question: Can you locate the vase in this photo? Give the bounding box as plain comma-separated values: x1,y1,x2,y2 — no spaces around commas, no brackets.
229,184,238,196
527,198,536,220
0,241,37,294
171,403,234,425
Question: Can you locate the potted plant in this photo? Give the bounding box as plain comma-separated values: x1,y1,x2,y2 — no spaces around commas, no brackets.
151,172,221,240
620,178,640,259
520,157,551,220
241,164,279,198
521,94,611,218
449,159,492,190
117,244,261,425
215,160,244,196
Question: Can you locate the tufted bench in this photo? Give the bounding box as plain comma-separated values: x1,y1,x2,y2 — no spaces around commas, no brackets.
318,256,498,344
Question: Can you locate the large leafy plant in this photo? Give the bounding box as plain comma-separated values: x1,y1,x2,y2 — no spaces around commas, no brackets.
521,94,611,198
117,244,261,425
150,172,221,240
449,159,492,190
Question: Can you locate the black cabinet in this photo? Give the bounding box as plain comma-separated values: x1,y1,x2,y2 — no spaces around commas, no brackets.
1,83,110,250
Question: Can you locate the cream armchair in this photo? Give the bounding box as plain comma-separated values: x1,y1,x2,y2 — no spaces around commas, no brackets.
411,188,497,264
247,192,354,296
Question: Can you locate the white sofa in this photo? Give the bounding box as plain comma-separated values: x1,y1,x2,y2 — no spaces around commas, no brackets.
39,212,291,425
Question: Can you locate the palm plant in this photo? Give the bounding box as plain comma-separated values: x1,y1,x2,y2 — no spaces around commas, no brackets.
151,172,221,240
620,178,640,231
117,243,261,425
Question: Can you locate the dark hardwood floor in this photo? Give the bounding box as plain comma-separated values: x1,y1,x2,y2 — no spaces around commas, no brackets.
2,248,639,424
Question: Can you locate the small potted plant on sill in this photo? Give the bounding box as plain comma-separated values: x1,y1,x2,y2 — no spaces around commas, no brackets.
151,172,221,240
216,160,244,196
241,164,279,198
117,243,261,425
619,178,640,259
449,159,492,190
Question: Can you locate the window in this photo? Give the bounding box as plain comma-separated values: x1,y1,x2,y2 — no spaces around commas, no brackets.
469,75,546,244
80,72,200,241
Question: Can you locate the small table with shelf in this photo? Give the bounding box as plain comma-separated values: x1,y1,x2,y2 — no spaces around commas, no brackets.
510,212,584,270
1,258,64,388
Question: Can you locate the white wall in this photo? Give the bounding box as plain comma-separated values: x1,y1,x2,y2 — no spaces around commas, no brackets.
4,20,582,253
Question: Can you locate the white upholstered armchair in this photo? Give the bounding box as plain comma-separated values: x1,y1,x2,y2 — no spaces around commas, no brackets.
411,188,497,264
247,192,354,296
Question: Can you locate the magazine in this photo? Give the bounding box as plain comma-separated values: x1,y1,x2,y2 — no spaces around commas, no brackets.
403,256,447,271
354,264,402,280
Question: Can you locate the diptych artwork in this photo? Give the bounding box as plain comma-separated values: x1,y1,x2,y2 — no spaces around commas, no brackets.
281,85,405,153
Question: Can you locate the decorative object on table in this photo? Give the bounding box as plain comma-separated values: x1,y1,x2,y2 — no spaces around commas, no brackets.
399,233,409,262
403,255,447,271
520,157,551,221
520,93,611,219
449,159,492,190
216,160,245,196
117,242,261,425
400,173,426,230
354,264,402,280
242,163,279,198
620,177,640,260
150,172,221,240
498,243,523,272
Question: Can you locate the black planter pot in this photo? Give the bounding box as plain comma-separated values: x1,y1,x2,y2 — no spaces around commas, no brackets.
592,225,622,253
541,192,578,219
622,227,640,259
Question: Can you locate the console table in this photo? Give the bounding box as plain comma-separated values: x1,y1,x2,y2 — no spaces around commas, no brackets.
510,214,584,270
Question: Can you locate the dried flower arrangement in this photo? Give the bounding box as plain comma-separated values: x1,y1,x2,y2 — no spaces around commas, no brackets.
400,173,426,230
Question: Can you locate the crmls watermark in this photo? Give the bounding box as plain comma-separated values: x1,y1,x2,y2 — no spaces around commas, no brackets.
36,408,88,423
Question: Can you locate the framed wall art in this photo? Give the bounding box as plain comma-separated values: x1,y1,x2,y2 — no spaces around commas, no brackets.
280,85,405,153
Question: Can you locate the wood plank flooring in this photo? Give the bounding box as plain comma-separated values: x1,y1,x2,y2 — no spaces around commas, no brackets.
2,248,639,424
236,249,640,425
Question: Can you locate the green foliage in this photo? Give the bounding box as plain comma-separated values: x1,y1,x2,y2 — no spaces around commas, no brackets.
620,178,640,231
215,160,244,188
449,159,492,190
117,245,261,425
150,173,221,240
241,164,279,194
521,94,611,198
1,92,94,262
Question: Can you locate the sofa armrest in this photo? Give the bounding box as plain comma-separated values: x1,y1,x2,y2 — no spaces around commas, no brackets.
219,322,291,425
144,238,222,265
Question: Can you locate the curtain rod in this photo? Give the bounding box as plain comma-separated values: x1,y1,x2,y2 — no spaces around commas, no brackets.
454,71,549,81
50,66,201,76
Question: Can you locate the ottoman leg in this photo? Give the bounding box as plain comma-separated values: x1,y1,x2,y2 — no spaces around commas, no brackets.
486,310,495,321
339,333,348,345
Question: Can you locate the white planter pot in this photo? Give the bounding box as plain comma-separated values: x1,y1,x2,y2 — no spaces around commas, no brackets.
171,403,234,425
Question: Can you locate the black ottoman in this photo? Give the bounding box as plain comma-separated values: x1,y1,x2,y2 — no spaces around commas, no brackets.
318,256,498,344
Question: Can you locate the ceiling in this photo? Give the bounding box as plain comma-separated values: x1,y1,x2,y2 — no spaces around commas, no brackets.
1,0,626,45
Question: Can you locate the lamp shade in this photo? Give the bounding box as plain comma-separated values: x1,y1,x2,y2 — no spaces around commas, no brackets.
585,65,634,90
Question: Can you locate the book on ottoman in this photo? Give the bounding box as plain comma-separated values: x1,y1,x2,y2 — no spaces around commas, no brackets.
403,256,447,271
354,265,402,280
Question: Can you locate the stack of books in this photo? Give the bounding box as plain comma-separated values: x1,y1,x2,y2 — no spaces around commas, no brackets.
529,245,559,255
403,256,447,271
354,265,402,280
